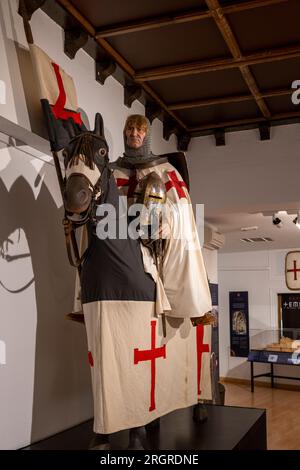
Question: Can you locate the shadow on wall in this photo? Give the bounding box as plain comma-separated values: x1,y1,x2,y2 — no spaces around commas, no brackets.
0,2,94,445
0,151,93,445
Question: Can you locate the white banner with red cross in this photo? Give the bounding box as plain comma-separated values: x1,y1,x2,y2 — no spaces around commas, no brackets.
29,43,82,125
285,251,300,290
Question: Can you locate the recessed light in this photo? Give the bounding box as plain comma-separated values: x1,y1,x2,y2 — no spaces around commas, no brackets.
240,226,258,231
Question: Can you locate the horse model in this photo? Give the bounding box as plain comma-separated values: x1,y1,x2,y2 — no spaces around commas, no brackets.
61,113,212,450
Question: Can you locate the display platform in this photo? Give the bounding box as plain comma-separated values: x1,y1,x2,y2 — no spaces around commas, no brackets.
23,404,266,450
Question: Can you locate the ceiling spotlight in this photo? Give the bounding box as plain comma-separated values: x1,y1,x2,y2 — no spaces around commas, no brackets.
293,211,300,229
272,213,283,228
241,226,259,231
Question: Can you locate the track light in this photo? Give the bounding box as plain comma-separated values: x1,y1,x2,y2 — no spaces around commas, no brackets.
293,211,300,229
272,213,283,228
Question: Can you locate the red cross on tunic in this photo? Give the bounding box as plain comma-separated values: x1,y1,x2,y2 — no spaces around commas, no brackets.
196,325,210,396
51,62,82,125
134,320,166,412
116,173,138,197
165,170,187,199
287,260,300,281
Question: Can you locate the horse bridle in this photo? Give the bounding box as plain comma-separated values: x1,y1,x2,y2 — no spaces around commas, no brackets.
62,132,110,269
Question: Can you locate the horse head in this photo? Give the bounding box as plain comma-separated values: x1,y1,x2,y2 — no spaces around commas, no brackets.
62,113,109,223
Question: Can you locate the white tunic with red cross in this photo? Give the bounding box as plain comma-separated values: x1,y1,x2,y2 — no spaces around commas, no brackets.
82,160,212,434
114,161,212,319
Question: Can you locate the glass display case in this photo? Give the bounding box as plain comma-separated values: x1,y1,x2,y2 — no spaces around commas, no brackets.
248,329,300,391
249,328,300,362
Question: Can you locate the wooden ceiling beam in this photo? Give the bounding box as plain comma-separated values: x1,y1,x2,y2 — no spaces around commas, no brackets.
94,0,287,39
169,93,253,110
240,65,270,117
168,87,292,110
261,87,293,99
189,117,269,132
95,8,211,38
188,111,300,133
206,0,270,118
222,0,288,15
56,0,95,35
56,0,187,131
135,44,300,81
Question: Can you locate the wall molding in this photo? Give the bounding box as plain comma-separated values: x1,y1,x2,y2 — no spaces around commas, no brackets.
221,376,300,391
219,266,270,272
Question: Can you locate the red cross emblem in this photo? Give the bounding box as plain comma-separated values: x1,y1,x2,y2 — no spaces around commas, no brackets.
88,351,94,367
285,252,300,289
116,173,138,197
196,325,210,396
134,320,166,411
165,170,187,199
51,62,82,125
287,260,300,281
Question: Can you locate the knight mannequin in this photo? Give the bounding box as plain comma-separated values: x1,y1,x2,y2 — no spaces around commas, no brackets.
89,115,213,451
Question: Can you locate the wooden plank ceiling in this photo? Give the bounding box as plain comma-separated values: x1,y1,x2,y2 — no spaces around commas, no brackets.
40,0,300,148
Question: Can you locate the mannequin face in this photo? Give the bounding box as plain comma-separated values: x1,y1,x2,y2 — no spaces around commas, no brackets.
125,124,147,149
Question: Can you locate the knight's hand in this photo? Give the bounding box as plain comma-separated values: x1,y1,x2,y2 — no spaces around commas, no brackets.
191,312,216,327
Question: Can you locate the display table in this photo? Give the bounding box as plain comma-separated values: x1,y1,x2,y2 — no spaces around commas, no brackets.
248,348,300,392
23,404,267,450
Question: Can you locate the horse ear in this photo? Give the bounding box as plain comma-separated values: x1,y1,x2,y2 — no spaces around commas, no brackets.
94,113,104,136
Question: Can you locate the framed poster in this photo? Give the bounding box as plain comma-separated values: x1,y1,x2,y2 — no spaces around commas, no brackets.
209,282,219,376
229,291,250,357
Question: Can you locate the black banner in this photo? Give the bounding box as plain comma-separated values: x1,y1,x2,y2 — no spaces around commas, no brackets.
281,293,300,338
229,291,249,357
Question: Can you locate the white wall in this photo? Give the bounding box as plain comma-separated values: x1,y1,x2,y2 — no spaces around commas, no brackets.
203,248,218,285
0,0,185,450
218,248,300,384
187,124,300,217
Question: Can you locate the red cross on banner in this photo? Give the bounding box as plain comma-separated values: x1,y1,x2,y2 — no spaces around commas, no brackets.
134,320,166,411
286,252,300,289
165,170,187,199
116,173,138,197
196,325,210,396
287,260,300,281
51,62,82,125
88,351,94,368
